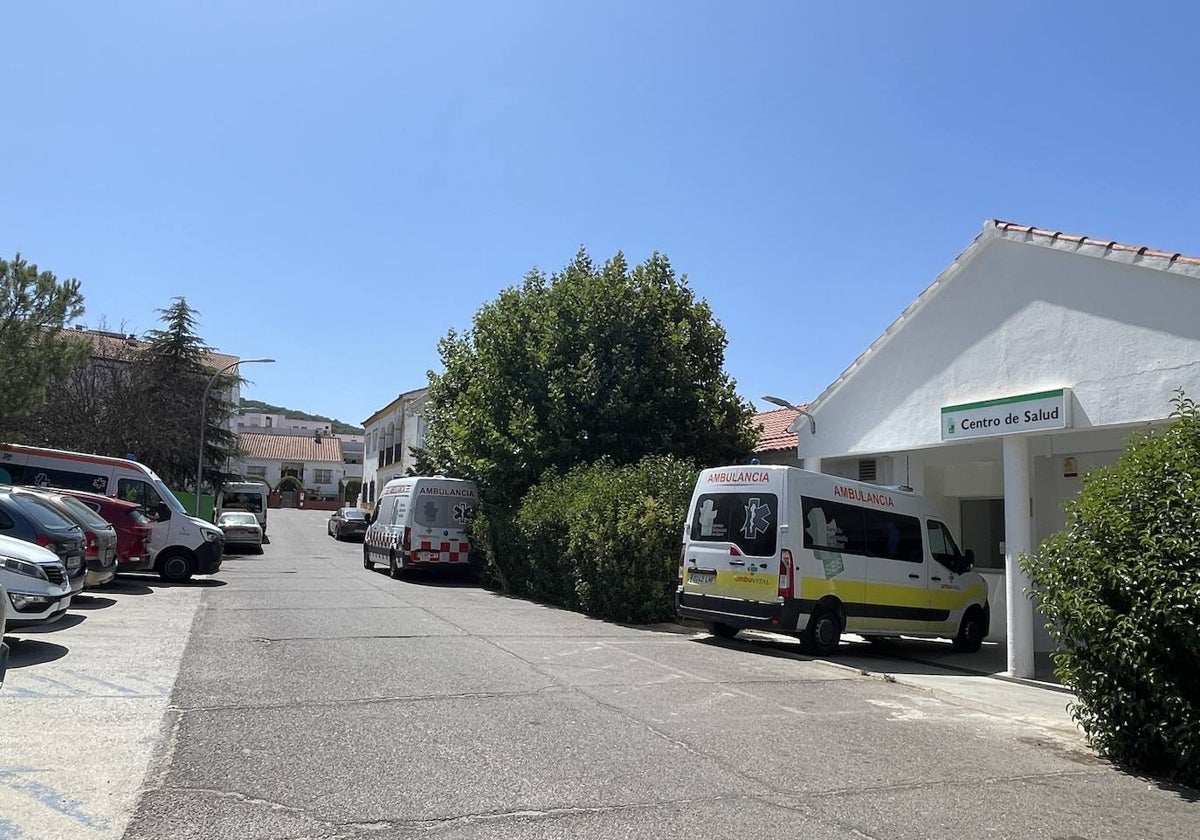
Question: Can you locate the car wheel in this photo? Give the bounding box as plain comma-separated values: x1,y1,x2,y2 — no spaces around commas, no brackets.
157,550,193,583
953,607,986,653
707,622,739,639
388,551,402,579
363,547,374,570
803,604,842,656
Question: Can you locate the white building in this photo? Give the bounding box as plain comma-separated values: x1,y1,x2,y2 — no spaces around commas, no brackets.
361,388,428,509
786,219,1200,678
234,432,347,502
240,412,331,434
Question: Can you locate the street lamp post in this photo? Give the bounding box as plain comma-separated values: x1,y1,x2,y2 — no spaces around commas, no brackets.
761,395,817,434
196,357,276,516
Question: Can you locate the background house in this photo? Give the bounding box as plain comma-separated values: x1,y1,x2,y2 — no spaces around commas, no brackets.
233,431,346,505
361,387,428,510
752,406,803,466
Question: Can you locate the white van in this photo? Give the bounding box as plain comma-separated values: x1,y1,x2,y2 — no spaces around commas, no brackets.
363,476,478,578
676,466,989,654
215,481,269,535
0,443,225,583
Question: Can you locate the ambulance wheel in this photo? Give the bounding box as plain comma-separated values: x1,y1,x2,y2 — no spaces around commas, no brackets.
157,550,193,583
707,622,738,639
953,607,986,653
803,605,842,656
363,548,374,570
388,551,402,579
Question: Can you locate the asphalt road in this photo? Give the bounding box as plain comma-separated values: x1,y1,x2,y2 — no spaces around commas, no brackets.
27,508,1200,839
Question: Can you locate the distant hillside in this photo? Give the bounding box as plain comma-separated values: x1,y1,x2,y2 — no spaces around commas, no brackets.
239,399,365,435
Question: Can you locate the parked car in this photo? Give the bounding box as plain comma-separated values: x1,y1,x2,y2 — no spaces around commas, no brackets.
215,481,269,536
55,490,154,572
0,488,86,594
328,507,369,541
0,579,8,689
0,533,73,629
215,511,263,553
17,488,119,589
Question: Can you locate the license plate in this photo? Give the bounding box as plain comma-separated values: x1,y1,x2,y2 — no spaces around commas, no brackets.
419,551,438,562
688,570,716,584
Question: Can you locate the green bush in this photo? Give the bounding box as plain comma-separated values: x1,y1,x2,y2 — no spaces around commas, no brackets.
480,455,698,624
1023,392,1200,786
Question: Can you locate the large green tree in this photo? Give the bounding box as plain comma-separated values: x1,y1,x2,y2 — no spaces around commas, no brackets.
424,249,756,506
119,298,241,489
0,254,89,429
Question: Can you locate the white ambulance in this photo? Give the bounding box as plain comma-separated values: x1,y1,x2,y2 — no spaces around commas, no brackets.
676,465,989,654
0,443,225,583
363,476,478,577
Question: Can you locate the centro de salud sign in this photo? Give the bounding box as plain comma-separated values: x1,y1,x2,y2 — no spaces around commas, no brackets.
941,388,1071,441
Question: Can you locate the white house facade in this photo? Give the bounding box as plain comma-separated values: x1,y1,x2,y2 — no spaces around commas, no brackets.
361,388,428,510
233,432,347,501
788,219,1200,679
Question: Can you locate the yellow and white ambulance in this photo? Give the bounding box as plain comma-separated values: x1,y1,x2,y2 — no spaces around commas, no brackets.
676,466,989,654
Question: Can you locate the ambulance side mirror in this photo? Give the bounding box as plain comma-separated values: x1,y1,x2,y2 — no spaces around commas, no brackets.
961,548,975,572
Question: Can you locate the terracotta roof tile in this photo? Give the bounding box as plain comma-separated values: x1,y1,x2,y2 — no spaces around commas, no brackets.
992,219,1200,266
754,406,805,453
239,432,344,463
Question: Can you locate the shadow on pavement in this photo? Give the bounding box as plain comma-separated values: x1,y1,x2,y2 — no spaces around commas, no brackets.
687,628,1064,688
68,595,117,610
105,578,155,595
3,637,70,668
111,575,228,590
12,612,87,635
370,565,479,588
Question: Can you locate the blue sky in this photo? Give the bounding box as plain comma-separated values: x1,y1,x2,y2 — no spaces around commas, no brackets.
4,2,1199,428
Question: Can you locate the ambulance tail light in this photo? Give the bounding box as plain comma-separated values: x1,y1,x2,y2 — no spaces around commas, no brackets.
778,549,794,600
401,527,411,552
677,546,685,588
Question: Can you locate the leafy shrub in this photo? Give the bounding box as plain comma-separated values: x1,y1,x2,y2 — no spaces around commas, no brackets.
1023,392,1200,786
481,455,698,624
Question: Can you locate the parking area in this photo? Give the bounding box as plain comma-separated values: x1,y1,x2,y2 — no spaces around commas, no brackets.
0,568,217,839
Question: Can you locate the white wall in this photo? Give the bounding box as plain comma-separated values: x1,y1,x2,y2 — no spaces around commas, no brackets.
800,234,1200,461
361,391,428,508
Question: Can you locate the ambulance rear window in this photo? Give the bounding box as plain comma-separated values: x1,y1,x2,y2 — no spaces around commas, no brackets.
413,495,475,529
689,493,778,557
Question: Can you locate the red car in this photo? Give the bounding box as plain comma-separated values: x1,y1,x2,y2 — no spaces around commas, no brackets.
53,490,154,572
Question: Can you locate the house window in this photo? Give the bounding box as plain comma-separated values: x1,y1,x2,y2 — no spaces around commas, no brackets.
314,469,333,484
247,466,267,478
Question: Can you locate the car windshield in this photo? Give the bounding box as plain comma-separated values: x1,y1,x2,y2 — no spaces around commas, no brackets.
10,493,76,530
153,477,189,515
219,512,259,526
58,495,113,530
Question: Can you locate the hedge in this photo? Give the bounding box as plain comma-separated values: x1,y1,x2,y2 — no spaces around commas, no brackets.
1022,392,1200,786
474,455,698,624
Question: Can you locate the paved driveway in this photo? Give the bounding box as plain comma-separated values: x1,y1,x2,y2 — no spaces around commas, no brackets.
7,508,1197,839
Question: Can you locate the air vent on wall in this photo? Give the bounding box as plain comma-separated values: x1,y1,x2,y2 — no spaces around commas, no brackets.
858,459,877,483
